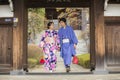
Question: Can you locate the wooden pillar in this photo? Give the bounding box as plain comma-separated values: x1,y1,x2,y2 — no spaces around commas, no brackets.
90,2,96,71
90,0,108,73
22,0,28,71
13,0,27,70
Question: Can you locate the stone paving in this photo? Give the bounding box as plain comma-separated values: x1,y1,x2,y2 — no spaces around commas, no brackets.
29,61,90,73
0,74,120,80
29,52,90,73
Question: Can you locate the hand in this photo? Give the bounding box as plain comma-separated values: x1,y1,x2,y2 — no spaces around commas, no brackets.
72,54,76,57
45,37,50,42
58,47,61,51
74,44,77,49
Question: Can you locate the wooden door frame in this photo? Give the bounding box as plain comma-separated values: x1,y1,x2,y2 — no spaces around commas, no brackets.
12,0,107,73
26,3,95,71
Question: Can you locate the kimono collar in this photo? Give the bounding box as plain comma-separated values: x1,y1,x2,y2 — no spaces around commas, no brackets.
62,25,68,29
47,29,54,32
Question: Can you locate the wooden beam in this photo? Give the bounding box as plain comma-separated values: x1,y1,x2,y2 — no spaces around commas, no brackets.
27,1,90,8
0,0,9,5
108,0,120,4
91,0,108,73
105,16,120,23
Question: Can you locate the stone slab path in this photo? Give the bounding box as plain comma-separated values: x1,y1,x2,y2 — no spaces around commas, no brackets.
29,52,90,73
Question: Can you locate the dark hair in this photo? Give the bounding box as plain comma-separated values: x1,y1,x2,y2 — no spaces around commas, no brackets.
59,18,66,23
47,22,53,29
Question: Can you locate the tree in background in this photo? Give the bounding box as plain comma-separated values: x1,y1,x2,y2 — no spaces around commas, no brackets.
28,8,46,43
56,8,82,30
56,8,89,30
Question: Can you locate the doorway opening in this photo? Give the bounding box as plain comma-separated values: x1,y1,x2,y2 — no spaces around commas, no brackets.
27,7,90,73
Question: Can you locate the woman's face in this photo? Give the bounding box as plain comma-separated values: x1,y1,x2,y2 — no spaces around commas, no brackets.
59,21,66,27
49,23,54,30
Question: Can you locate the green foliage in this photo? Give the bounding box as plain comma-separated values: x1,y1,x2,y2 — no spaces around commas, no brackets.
28,8,46,40
56,8,89,30
28,8,45,17
77,53,90,68
28,58,38,68
28,8,45,68
56,8,82,29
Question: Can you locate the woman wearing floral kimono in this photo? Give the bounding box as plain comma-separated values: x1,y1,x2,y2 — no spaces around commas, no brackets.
39,22,59,72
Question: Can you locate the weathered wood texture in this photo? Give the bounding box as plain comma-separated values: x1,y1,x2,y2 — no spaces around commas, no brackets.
23,0,28,70
105,17,120,67
91,0,106,70
13,0,28,70
0,24,13,72
90,0,95,69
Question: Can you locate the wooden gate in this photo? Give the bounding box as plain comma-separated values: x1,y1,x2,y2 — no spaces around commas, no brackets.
105,17,120,71
0,18,13,72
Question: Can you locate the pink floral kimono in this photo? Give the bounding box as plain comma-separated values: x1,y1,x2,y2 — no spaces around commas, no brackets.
39,30,59,72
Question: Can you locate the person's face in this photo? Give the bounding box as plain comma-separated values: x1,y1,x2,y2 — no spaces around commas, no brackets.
59,21,66,27
49,23,54,30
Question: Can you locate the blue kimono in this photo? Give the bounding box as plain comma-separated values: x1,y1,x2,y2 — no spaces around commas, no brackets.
58,26,78,66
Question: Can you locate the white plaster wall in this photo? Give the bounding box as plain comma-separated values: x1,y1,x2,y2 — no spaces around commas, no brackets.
0,5,13,17
104,4,120,16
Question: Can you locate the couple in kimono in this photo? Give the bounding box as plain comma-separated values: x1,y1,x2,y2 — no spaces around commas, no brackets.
40,18,78,72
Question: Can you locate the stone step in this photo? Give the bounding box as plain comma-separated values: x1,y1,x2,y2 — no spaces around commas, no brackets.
0,68,12,73
0,64,12,73
107,66,120,72
0,64,11,67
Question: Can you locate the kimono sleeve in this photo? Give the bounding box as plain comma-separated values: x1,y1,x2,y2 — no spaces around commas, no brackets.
39,31,46,48
58,29,63,46
54,31,60,50
69,27,78,44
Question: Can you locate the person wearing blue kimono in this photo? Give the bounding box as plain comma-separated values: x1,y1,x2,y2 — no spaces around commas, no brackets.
58,18,78,73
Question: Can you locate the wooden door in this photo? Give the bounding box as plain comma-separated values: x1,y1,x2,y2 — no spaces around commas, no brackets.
0,25,13,72
105,22,120,66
